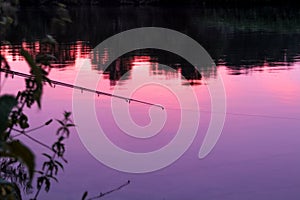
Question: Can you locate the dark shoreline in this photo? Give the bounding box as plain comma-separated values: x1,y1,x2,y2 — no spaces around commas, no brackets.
18,0,300,8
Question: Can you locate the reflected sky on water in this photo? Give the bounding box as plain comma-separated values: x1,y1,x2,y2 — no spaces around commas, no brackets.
1,6,300,200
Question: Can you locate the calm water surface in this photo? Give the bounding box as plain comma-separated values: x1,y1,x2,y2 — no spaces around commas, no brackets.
1,6,300,200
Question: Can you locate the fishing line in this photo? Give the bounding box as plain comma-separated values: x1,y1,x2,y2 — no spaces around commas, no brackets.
166,107,300,121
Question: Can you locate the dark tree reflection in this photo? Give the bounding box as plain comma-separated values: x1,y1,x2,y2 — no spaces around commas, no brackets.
1,6,300,83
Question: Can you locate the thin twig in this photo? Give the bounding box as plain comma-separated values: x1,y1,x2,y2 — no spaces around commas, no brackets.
87,180,130,200
11,129,52,151
11,124,46,138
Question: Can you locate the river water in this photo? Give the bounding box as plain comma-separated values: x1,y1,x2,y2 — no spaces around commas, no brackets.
1,6,300,200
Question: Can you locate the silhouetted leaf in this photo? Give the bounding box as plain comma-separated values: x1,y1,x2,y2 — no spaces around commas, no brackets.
20,49,43,108
64,111,71,119
19,114,29,129
20,49,37,74
0,179,22,200
56,127,70,138
42,161,48,171
44,177,51,192
54,160,64,171
45,119,53,125
43,76,53,87
0,95,17,133
52,140,65,157
48,175,58,182
42,153,52,160
37,176,44,190
56,119,64,126
5,140,35,182
66,123,75,127
53,163,58,175
81,191,88,200
32,88,42,109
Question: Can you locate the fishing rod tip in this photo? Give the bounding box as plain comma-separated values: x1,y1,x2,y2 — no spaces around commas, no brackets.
155,104,164,110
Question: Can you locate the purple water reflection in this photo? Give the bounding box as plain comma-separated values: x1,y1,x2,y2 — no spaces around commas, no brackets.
1,43,300,200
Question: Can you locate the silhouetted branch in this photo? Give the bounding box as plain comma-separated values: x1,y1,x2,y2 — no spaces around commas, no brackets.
83,180,130,200
11,129,53,151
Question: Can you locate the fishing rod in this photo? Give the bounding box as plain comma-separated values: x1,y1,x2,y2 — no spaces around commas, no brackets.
0,68,164,110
